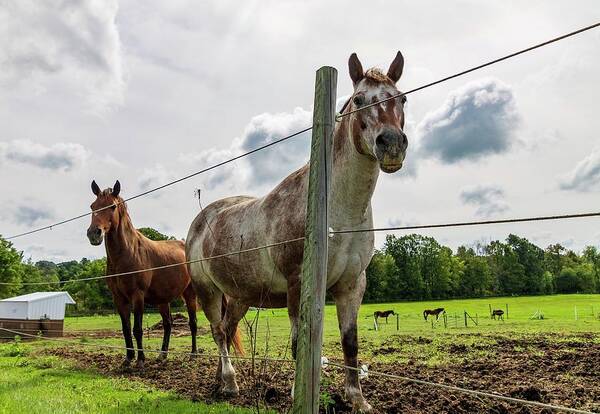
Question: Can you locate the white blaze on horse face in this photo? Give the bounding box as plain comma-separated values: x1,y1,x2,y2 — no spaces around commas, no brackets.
351,80,406,161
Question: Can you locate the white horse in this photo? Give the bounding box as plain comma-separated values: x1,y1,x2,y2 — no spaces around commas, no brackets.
186,51,408,412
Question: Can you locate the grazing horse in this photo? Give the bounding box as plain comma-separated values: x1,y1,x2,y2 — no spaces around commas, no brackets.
87,180,200,369
186,51,408,412
374,310,396,324
491,309,504,320
423,308,445,321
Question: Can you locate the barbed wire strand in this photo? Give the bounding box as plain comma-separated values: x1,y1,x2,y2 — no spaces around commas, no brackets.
5,211,600,286
337,22,600,119
331,211,600,235
0,237,305,286
5,128,313,240
325,361,595,414
6,22,600,241
1,327,593,413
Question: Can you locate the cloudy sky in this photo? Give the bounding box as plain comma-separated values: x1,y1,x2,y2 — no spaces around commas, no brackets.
1,0,599,262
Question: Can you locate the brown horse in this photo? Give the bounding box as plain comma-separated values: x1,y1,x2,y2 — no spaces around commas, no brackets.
423,308,445,321
374,310,396,324
186,51,408,411
87,180,199,369
491,309,504,320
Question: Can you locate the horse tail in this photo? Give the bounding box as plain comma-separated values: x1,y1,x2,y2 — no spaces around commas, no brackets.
423,310,427,320
221,295,245,356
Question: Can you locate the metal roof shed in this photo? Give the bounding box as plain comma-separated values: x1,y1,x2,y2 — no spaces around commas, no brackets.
0,292,75,339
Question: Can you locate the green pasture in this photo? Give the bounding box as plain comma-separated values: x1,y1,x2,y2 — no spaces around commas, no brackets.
1,294,599,413
62,294,600,353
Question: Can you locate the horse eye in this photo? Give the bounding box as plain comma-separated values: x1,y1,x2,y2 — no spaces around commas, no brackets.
110,205,117,210
353,95,364,106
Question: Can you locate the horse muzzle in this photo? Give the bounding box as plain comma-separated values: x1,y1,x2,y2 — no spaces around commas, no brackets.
375,129,408,173
87,227,104,246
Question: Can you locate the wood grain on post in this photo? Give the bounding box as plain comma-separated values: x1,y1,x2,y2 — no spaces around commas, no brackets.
292,66,337,414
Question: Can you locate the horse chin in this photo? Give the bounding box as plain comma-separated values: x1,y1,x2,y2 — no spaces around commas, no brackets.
88,237,103,246
379,162,403,173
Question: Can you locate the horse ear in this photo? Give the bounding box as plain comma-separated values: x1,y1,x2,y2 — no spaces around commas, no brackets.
91,180,100,196
112,180,121,197
348,53,364,86
387,51,404,83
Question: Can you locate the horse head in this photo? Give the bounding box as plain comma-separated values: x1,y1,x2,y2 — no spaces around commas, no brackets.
343,51,408,173
87,180,122,246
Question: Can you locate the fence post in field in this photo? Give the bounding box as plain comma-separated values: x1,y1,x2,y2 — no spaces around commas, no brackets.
464,311,468,328
506,304,509,319
373,316,378,331
396,314,399,331
454,312,458,328
489,304,492,318
292,65,337,414
574,306,578,321
443,312,448,328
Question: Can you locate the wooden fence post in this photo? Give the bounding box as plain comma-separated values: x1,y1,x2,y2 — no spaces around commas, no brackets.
292,66,337,414
396,314,399,331
489,304,492,318
506,304,509,319
464,311,468,328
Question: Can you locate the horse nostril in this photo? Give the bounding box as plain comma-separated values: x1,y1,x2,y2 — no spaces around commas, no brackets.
375,135,386,149
401,133,408,150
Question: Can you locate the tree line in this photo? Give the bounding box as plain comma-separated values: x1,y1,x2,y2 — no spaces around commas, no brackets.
364,234,600,302
1,230,599,312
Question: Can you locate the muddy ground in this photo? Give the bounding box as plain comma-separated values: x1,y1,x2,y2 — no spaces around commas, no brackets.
45,333,600,413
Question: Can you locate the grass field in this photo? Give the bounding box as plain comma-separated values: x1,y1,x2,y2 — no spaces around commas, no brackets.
1,294,599,413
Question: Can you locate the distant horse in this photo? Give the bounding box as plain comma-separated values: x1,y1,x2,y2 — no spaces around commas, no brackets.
186,51,408,411
491,309,504,320
374,310,396,324
87,180,202,369
423,308,445,321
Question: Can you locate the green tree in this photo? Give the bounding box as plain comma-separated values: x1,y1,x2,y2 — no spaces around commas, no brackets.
364,251,396,302
0,236,23,298
138,227,175,241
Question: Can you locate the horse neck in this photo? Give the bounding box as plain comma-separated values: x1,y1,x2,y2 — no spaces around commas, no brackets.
330,119,379,227
104,206,142,261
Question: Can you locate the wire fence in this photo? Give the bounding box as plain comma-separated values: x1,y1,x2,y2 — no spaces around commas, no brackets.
2,21,600,414
1,326,595,414
6,22,599,241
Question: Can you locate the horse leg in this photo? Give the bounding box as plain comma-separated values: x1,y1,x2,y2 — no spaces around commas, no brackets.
182,283,199,356
116,299,134,366
131,293,145,369
331,271,372,413
158,303,172,360
223,298,248,354
201,289,239,396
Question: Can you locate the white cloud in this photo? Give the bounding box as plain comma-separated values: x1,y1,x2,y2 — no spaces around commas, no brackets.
460,184,509,218
559,148,600,192
0,0,125,113
416,78,520,164
180,107,312,191
0,140,89,171
138,164,177,195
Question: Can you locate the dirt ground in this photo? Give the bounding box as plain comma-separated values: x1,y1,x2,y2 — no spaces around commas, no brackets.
45,332,600,413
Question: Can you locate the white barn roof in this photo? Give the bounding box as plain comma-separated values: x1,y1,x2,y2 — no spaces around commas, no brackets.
0,292,75,320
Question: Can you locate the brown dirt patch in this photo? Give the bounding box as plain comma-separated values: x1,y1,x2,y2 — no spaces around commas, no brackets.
44,333,600,413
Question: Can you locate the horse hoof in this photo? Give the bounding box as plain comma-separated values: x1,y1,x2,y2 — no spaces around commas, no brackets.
135,359,145,370
353,400,373,413
220,384,239,398
121,358,133,370
157,352,168,361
